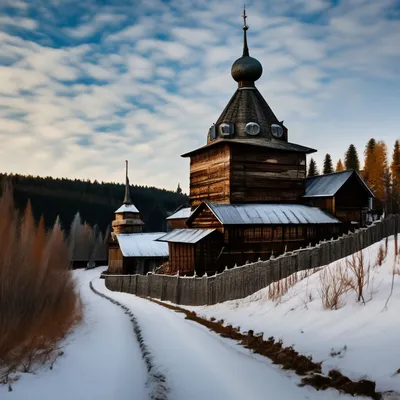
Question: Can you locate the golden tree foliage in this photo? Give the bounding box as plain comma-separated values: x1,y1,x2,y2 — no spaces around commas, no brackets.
363,138,376,187
0,185,82,376
373,141,388,202
336,159,344,172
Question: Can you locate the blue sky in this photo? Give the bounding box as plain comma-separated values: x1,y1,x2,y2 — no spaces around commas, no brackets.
0,0,399,192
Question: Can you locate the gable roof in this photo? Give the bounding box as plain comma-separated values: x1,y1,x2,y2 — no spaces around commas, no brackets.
187,202,340,226
166,207,192,220
116,233,168,258
157,229,216,244
304,170,375,198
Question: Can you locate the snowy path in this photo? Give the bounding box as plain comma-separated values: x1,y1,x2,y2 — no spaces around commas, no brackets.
2,269,363,400
0,269,149,400
94,276,359,400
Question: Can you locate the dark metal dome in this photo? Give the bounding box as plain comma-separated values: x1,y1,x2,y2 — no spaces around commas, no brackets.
231,56,262,83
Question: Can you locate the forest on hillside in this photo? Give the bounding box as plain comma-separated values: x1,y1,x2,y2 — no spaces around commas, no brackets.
0,173,189,235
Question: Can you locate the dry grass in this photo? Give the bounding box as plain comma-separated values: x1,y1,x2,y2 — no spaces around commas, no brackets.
376,245,386,267
267,268,318,302
0,184,82,381
318,263,352,310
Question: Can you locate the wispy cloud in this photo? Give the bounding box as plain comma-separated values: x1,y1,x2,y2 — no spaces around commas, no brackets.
0,0,399,190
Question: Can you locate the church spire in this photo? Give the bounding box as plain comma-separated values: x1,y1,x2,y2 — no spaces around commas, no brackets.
242,5,249,57
231,6,262,87
123,160,132,205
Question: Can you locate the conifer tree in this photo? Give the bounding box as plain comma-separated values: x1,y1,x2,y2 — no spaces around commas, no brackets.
307,158,319,177
391,140,400,194
363,138,376,184
373,141,388,202
323,154,334,174
344,144,360,171
336,159,344,172
176,183,182,195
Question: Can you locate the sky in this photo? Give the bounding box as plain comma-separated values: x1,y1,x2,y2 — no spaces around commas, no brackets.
0,0,399,192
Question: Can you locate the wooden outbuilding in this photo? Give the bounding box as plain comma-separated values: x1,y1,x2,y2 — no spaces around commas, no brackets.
304,170,375,227
159,202,340,273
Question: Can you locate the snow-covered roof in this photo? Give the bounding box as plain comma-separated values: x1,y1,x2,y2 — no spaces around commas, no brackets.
157,229,216,244
116,233,168,258
166,207,192,220
115,204,139,213
304,170,375,198
202,203,340,225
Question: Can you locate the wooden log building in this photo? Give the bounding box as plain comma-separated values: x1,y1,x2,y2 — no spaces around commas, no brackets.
158,9,375,276
107,162,168,274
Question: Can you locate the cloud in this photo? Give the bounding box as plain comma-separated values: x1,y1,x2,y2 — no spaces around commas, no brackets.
0,0,399,192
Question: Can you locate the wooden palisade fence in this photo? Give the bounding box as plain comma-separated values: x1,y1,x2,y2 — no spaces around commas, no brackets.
105,215,400,306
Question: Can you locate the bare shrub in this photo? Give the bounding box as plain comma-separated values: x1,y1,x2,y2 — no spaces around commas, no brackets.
376,245,386,266
346,251,369,304
268,269,318,302
318,263,351,310
0,184,82,379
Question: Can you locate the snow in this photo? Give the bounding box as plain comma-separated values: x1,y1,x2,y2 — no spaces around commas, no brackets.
157,228,216,244
0,269,148,400
94,278,360,400
185,235,400,395
5,235,399,399
117,233,168,257
115,204,139,213
166,207,192,220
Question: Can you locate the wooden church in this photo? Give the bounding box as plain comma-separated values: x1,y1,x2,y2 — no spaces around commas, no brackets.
158,10,374,276
107,162,169,275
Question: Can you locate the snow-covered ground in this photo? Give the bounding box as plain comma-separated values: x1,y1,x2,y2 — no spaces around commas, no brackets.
185,235,400,396
0,268,149,400
94,278,361,400
4,238,398,400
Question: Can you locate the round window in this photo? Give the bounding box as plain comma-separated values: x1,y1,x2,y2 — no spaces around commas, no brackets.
245,122,260,136
271,124,283,138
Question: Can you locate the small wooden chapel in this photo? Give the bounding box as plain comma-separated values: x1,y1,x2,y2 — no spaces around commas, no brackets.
158,9,374,276
107,161,169,275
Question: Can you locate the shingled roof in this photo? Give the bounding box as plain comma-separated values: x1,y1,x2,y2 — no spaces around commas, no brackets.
181,137,316,157
216,87,284,139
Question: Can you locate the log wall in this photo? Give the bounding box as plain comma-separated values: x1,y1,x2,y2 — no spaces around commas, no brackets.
230,146,306,203
105,215,400,306
189,143,307,207
189,144,231,208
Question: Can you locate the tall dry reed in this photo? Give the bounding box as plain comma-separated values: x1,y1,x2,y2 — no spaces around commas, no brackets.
0,185,82,379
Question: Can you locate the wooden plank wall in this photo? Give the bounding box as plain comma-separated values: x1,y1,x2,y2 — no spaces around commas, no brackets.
189,144,230,208
304,197,335,215
189,207,224,231
230,146,306,203
167,218,187,230
108,245,123,274
168,242,195,275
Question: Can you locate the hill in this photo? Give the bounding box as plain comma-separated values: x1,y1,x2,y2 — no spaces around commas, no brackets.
0,173,189,234
187,235,400,397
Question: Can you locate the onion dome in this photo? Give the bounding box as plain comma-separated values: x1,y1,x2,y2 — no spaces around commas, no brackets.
231,7,263,87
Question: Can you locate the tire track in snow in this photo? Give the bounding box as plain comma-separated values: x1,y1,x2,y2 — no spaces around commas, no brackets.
89,280,169,400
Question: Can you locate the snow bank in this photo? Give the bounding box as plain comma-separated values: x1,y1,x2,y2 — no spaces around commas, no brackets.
186,235,400,395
